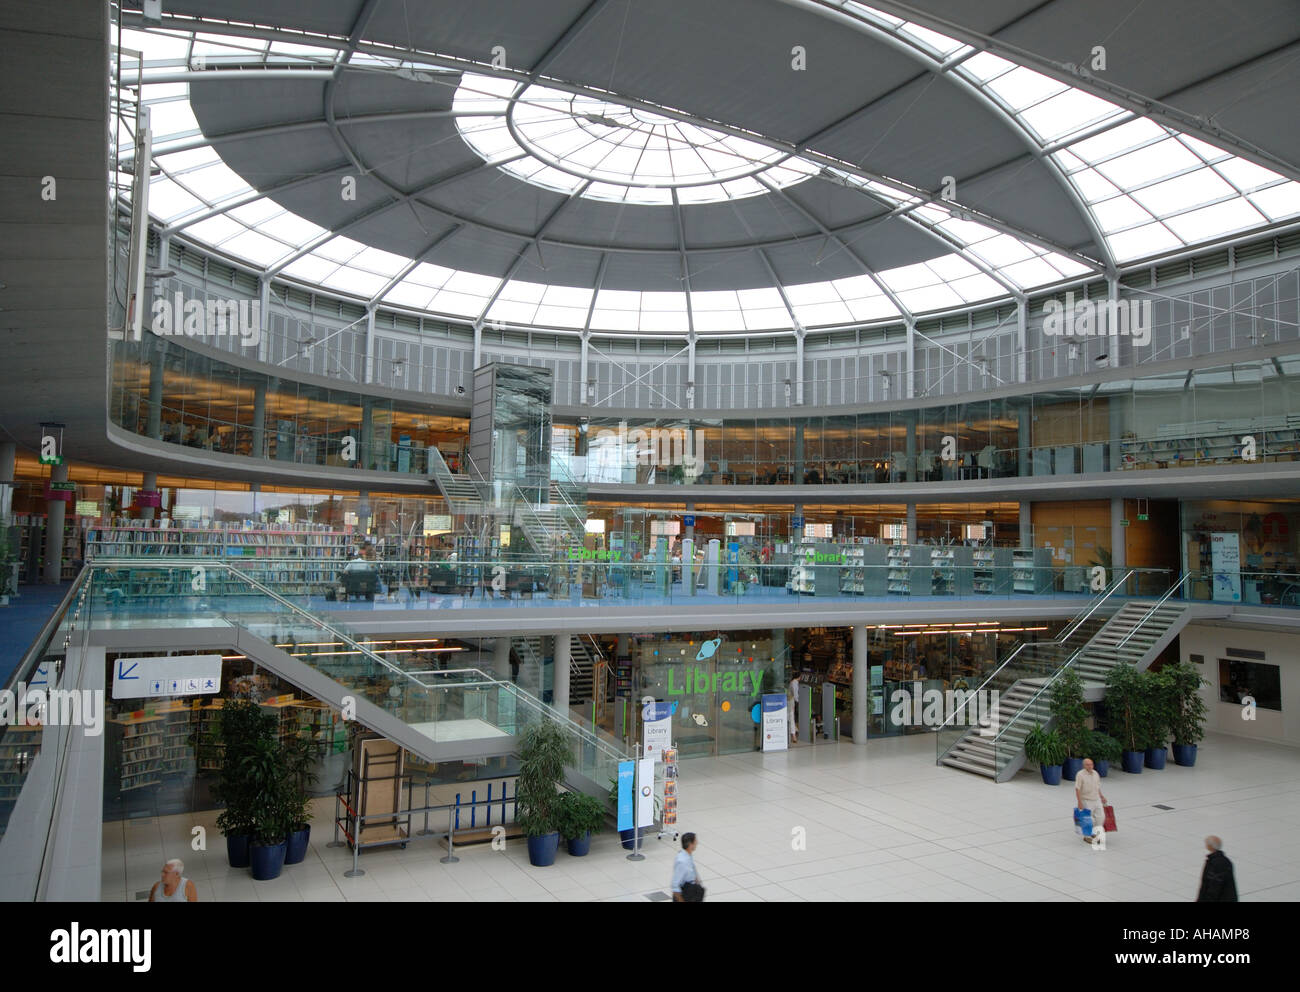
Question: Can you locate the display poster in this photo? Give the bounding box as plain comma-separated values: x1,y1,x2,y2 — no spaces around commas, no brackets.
761,693,788,752
617,760,634,831
871,665,884,716
1211,532,1242,602
661,747,679,827
396,433,411,474
636,758,655,828
642,700,673,761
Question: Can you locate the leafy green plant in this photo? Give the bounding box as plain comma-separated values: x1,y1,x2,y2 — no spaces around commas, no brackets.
1140,668,1177,750
1049,668,1088,758
515,720,571,838
1166,662,1208,747
1104,663,1145,752
1024,724,1066,767
281,730,320,830
237,735,296,846
555,790,605,840
212,699,279,838
1086,730,1123,764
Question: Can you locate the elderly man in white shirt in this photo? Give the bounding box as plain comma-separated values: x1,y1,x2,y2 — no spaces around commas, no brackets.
1075,757,1107,843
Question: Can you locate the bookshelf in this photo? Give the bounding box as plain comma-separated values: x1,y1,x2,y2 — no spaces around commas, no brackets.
887,545,913,596
0,725,42,806
110,715,165,793
973,547,1013,595
1013,547,1053,594
84,523,351,595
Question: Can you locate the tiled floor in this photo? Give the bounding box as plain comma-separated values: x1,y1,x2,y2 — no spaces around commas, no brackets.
101,731,1300,902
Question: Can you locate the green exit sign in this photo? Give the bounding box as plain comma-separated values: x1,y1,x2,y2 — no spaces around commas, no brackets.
1138,513,1149,521
40,454,64,465
1120,519,1130,527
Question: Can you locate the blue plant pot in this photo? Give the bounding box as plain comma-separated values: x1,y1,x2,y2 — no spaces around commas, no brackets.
565,831,592,857
527,832,560,866
284,825,310,865
225,833,251,868
1121,750,1145,774
1172,743,1198,767
1144,746,1168,770
619,827,648,851
1062,757,1084,781
1095,759,1110,778
249,840,287,881
1039,763,1063,785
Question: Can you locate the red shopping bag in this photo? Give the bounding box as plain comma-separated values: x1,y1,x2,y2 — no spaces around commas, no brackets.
1103,805,1117,832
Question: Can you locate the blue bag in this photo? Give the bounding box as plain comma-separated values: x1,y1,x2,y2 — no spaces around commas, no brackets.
1074,808,1093,837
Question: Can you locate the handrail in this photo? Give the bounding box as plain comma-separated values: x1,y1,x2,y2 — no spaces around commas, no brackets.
3,567,95,692
932,568,1136,735
90,561,626,762
1112,574,1185,656
988,573,1186,747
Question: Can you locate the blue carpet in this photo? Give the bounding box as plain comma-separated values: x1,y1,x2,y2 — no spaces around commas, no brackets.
0,583,72,684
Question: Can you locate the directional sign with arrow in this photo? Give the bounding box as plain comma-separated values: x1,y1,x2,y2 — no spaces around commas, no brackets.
111,655,223,700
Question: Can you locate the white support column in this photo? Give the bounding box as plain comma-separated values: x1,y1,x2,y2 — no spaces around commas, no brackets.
1110,497,1127,575
43,462,69,584
687,330,697,409
906,503,917,544
905,318,917,399
579,330,590,406
1015,297,1028,383
257,276,271,364
852,624,868,746
362,306,376,384
140,472,157,522
473,320,483,370
1106,274,1121,369
1019,502,1032,547
493,637,512,681
794,324,805,405
147,344,164,440
553,633,571,713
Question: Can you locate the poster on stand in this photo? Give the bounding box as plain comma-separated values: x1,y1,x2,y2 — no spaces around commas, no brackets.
761,693,788,751
616,760,634,831
642,700,674,761
636,757,655,827
1211,532,1242,602
661,747,678,828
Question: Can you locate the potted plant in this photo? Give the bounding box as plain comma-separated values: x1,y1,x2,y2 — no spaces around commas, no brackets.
1087,730,1122,777
1167,661,1207,767
211,699,279,867
1024,724,1066,785
1049,668,1088,780
240,735,294,881
1142,669,1175,769
515,720,570,867
555,790,605,856
281,731,319,865
1104,664,1146,774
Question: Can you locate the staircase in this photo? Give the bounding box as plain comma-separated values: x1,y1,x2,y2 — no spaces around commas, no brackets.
426,447,484,514
938,576,1192,782
512,634,602,703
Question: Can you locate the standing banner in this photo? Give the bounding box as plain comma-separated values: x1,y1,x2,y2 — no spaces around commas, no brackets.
1211,532,1242,602
661,747,678,829
642,700,673,761
616,760,635,831
636,758,655,828
761,693,788,752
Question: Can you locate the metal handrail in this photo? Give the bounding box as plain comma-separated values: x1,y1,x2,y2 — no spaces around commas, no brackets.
1111,575,1186,657
3,567,95,692
88,560,627,762
932,568,1136,735
988,573,1187,748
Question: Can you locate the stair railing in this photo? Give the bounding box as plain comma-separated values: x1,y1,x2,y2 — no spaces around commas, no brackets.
934,568,1136,739
1111,574,1186,659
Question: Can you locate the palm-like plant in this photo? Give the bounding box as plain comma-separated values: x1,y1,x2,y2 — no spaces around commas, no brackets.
1049,668,1088,758
515,720,572,838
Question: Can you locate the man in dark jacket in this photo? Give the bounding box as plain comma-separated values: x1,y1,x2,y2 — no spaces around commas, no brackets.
1196,836,1238,902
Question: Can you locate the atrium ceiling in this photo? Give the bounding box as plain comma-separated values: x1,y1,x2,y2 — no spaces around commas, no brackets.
118,0,1300,335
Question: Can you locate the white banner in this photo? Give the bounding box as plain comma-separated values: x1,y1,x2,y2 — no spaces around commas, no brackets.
636,758,655,827
761,693,788,752
1211,532,1241,602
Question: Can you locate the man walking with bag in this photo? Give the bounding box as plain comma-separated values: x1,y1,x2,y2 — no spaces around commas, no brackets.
672,833,705,902
1197,836,1238,901
1075,757,1107,844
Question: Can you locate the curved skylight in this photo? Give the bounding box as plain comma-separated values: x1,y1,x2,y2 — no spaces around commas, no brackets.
113,16,1300,338
453,73,819,205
